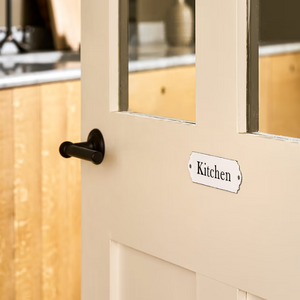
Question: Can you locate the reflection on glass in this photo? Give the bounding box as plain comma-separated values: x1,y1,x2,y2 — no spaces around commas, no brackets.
258,0,300,138
127,0,196,122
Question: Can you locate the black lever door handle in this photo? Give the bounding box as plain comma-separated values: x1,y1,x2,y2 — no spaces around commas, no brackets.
59,129,105,165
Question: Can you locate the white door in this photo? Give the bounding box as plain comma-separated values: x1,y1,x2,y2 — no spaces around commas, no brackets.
80,0,300,299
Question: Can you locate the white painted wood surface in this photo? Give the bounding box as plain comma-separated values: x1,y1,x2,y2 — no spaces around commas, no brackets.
81,0,300,299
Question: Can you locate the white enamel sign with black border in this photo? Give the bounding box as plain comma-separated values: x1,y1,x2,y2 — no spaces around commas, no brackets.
188,152,242,193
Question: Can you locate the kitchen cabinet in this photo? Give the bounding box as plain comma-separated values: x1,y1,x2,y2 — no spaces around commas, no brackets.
259,50,300,138
129,65,196,122
0,80,81,300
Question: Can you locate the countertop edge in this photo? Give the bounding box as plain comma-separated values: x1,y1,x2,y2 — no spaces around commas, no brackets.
129,54,196,72
0,53,196,89
259,42,300,56
0,68,81,89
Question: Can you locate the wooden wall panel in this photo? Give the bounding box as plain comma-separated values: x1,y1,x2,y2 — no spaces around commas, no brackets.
0,89,15,300
129,66,196,122
259,56,271,133
0,80,81,300
65,81,81,300
41,82,68,300
259,52,300,138
13,86,42,300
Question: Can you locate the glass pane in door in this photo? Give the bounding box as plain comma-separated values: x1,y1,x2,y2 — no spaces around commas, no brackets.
257,0,300,138
126,0,196,122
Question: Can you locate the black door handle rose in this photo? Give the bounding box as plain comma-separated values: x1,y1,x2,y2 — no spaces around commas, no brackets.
59,129,105,165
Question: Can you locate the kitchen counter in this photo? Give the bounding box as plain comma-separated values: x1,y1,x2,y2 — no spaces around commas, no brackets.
0,51,81,89
129,44,195,72
0,45,196,89
259,42,300,56
129,54,195,72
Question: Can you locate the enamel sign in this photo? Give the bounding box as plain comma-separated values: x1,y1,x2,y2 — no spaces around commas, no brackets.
188,152,242,193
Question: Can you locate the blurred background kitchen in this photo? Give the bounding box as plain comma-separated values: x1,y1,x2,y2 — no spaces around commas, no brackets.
0,0,80,52
0,1,82,300
258,0,300,138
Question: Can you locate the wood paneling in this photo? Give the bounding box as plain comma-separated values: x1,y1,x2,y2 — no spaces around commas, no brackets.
129,66,196,122
259,52,300,138
13,86,42,300
65,81,81,300
41,82,68,300
0,80,81,300
41,81,81,300
0,89,15,300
